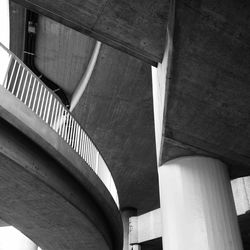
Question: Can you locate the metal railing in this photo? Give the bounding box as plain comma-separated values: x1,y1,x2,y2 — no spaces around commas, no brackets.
0,42,119,206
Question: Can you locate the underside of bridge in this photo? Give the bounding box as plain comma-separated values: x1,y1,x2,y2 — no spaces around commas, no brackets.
1,0,250,249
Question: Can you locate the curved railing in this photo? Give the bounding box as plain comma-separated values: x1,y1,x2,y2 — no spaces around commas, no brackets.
0,42,119,207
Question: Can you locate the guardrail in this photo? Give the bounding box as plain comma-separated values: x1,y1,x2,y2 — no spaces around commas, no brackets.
0,42,119,207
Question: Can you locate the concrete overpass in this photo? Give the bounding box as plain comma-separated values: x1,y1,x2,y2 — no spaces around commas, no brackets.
1,0,250,249
0,44,122,249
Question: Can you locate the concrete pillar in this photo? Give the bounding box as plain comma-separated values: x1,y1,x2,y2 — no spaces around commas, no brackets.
158,156,243,250
121,208,137,250
131,245,141,250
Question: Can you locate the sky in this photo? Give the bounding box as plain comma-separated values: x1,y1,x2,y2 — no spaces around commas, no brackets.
0,226,41,250
0,0,10,48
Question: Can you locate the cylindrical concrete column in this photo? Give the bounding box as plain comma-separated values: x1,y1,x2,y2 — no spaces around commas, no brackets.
158,156,243,250
121,208,137,250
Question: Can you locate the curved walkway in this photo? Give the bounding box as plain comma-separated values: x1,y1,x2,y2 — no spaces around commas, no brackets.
0,42,122,249
0,42,119,207
0,117,122,250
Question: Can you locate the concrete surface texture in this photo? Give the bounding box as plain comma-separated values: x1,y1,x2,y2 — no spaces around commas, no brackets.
5,0,250,249
10,3,160,214
162,0,250,178
11,0,169,64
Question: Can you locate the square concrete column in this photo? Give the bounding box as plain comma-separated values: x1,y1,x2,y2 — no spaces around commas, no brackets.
122,208,141,250
158,156,243,250
121,208,137,250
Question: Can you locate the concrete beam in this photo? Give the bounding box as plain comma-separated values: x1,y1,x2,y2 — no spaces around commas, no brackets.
128,206,250,249
129,209,162,244
11,0,169,65
231,177,250,215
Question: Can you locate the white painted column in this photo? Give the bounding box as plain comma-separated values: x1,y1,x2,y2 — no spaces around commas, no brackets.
158,156,243,250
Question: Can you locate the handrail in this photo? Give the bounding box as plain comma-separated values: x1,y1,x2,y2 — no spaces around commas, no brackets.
0,42,119,207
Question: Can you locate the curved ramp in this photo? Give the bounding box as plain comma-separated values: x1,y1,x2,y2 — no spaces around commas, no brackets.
0,44,123,249
0,103,122,250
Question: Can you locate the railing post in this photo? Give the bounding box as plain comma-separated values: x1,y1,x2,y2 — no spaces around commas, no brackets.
16,67,25,97
11,63,21,93
45,94,52,123
6,59,17,90
95,152,99,174
19,70,29,100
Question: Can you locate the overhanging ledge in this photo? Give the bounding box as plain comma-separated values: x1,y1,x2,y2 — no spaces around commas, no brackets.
11,0,169,65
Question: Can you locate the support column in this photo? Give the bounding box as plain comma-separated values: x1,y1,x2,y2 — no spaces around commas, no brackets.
131,245,141,250
158,156,243,250
121,208,140,250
